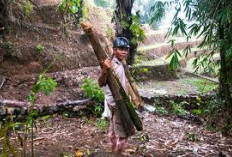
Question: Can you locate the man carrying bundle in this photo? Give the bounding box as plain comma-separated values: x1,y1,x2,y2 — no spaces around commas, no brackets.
98,37,134,154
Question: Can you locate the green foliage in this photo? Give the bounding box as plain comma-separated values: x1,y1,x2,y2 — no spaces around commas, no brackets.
155,105,168,115
28,74,57,103
130,15,146,44
192,109,202,115
2,42,14,49
35,44,44,53
150,1,166,24
192,97,203,116
58,0,81,14
149,0,232,74
134,51,147,65
81,79,104,117
192,54,220,76
18,0,33,17
0,119,20,157
82,3,89,18
0,62,57,157
166,49,181,71
202,97,228,132
141,67,149,73
170,101,187,116
86,149,92,156
182,78,218,94
59,151,74,157
81,78,104,103
1,42,15,58
106,25,113,38
95,118,108,130
93,103,103,117
137,132,149,142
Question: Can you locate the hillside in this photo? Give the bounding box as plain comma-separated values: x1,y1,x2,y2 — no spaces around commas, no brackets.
0,0,113,104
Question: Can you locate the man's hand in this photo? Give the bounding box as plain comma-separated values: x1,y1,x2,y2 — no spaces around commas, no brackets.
102,58,112,72
98,58,112,87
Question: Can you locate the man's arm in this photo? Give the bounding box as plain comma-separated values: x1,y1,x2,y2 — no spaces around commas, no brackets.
98,59,112,87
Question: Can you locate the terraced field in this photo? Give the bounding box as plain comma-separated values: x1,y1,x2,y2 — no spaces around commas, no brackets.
134,27,218,97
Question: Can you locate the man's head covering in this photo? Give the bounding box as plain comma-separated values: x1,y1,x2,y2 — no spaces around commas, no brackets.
113,37,130,48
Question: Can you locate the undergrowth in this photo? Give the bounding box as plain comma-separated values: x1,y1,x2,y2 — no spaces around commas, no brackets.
182,78,218,94
81,78,104,117
0,62,57,157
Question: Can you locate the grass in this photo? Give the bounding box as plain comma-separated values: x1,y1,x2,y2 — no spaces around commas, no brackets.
134,58,168,66
138,38,201,52
181,78,218,94
176,89,189,95
138,43,165,51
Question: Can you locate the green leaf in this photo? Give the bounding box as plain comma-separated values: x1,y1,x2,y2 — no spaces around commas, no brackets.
81,78,104,103
192,109,202,115
169,53,179,70
70,5,78,13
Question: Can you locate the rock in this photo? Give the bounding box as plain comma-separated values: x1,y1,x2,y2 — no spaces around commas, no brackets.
143,104,156,113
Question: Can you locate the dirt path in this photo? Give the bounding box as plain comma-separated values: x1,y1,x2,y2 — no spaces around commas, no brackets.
9,112,230,157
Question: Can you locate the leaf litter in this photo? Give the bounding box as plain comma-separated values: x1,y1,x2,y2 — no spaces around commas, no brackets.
1,111,231,157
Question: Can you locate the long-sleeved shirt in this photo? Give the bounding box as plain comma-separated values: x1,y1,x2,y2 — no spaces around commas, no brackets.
104,56,128,107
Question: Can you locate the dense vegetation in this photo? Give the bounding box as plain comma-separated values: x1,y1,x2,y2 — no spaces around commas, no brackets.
150,0,232,133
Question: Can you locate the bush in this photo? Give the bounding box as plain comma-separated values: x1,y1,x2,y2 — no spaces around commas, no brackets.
155,106,168,115
170,101,187,116
81,78,104,103
18,0,33,17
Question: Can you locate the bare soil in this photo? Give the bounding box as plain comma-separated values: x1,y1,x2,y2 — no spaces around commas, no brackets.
2,113,232,157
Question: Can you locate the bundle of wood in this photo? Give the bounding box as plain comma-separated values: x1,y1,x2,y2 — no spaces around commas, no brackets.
81,22,143,136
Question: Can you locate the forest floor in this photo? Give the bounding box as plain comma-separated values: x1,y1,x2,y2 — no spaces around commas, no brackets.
6,111,232,157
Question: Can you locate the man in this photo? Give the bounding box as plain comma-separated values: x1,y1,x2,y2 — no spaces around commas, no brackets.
98,37,133,154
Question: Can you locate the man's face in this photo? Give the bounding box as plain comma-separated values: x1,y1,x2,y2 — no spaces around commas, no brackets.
113,47,129,61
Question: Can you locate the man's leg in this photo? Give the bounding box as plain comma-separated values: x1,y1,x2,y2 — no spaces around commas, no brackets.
109,109,117,152
116,137,127,154
109,130,117,152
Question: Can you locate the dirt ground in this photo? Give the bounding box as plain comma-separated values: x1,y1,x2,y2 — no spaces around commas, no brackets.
3,112,232,157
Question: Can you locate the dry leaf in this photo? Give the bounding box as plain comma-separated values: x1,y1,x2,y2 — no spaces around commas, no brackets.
75,150,83,157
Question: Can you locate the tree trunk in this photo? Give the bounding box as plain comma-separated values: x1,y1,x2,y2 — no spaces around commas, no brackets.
0,0,12,37
114,0,137,65
218,25,232,107
81,22,143,134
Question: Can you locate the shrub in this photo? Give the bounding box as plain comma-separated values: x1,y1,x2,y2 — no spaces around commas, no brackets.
18,0,33,17
170,101,187,116
81,78,104,103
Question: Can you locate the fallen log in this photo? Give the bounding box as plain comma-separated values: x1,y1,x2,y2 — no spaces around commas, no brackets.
81,22,143,134
0,99,94,117
0,99,90,108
